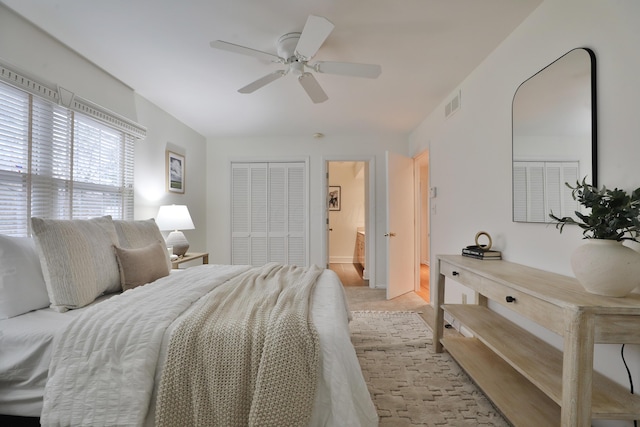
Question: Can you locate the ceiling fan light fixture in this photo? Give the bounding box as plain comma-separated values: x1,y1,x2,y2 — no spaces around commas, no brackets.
290,61,304,75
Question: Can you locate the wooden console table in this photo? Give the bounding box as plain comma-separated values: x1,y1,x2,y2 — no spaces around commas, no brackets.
434,254,640,426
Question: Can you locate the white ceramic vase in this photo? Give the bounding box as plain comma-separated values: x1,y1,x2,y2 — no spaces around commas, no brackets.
570,239,640,297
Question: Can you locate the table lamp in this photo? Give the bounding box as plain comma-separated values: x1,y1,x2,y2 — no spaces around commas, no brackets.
155,204,195,256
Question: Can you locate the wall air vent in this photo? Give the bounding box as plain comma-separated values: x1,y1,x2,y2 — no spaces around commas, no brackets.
445,90,461,119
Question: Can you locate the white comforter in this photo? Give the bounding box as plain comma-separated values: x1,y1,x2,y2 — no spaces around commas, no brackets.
40,264,377,427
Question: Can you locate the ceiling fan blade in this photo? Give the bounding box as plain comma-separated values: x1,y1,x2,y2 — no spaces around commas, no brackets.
313,61,382,79
295,15,335,60
210,40,282,63
298,72,328,103
238,70,286,94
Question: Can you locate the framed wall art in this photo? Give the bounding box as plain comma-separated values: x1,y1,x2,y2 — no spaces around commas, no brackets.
328,185,341,211
166,150,185,194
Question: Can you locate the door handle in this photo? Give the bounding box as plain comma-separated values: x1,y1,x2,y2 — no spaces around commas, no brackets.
384,232,396,237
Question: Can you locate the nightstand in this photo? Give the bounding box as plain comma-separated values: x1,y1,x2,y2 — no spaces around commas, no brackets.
171,252,209,269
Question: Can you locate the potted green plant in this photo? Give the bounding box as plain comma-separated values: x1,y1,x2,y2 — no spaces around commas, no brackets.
549,178,640,297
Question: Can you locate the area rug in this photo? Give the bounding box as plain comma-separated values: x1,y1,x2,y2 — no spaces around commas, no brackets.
350,311,510,426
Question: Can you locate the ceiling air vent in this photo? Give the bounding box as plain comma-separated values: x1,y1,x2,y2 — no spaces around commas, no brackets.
445,90,461,119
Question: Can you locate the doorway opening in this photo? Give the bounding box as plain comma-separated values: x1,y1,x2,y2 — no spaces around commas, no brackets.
415,151,430,303
327,160,369,287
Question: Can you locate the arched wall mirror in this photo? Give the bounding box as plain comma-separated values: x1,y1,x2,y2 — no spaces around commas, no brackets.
512,48,597,223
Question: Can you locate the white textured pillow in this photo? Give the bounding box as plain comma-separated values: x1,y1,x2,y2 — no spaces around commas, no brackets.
31,216,121,312
113,219,171,269
0,235,50,319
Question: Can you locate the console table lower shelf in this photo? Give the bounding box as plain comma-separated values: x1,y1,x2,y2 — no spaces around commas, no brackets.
435,254,640,427
442,336,559,426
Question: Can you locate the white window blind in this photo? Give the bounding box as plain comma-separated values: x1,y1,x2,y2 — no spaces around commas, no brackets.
0,80,135,236
0,83,31,234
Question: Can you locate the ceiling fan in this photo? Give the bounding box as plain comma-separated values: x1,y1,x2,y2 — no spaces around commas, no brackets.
210,15,382,103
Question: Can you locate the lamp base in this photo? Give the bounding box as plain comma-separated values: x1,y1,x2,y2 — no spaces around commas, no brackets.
166,230,190,257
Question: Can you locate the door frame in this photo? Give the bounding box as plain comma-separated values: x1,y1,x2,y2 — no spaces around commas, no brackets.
322,155,376,288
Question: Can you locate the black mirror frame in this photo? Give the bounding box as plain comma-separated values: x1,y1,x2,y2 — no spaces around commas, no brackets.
511,47,597,222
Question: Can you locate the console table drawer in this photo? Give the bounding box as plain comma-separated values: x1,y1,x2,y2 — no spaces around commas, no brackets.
440,259,564,335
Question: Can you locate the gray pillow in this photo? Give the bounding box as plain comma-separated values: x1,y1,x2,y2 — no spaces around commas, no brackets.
114,241,171,290
31,216,121,312
113,219,171,270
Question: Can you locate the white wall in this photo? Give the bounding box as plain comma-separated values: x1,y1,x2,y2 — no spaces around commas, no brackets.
206,133,407,287
0,5,136,121
409,1,640,425
0,4,208,252
133,96,208,252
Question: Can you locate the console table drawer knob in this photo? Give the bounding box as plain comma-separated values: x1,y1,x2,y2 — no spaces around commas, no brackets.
452,271,459,276
505,296,516,303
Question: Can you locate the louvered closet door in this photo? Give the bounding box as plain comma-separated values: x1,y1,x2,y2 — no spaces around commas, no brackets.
231,163,268,265
513,161,580,222
545,163,581,219
268,163,306,266
231,162,306,266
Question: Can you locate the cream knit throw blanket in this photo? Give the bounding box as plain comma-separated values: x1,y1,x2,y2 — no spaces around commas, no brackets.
156,263,323,427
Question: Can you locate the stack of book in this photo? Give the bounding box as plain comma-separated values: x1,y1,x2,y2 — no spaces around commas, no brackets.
461,245,502,260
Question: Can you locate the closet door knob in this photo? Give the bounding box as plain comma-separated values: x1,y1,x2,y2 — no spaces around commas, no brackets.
505,296,516,303
452,271,459,276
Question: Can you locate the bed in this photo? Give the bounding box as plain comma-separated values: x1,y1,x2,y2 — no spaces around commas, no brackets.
0,216,378,426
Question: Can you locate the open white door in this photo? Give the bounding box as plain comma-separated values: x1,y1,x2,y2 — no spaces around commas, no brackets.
386,151,415,299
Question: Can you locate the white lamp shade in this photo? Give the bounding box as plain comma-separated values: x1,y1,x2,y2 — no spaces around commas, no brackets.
155,205,195,231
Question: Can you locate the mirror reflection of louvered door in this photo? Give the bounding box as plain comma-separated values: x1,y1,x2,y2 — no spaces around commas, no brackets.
513,161,579,222
231,162,307,266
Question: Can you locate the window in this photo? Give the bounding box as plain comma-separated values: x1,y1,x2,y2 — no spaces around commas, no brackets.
0,80,135,236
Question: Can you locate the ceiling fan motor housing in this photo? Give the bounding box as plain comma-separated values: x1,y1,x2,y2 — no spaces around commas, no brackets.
277,32,302,62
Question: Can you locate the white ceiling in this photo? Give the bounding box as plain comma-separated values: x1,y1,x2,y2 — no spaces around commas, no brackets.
2,0,542,139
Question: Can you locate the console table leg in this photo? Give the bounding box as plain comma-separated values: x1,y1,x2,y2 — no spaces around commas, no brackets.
434,265,445,353
562,309,595,427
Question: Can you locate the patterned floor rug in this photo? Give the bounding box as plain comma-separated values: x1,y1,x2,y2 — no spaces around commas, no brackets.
350,311,510,426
